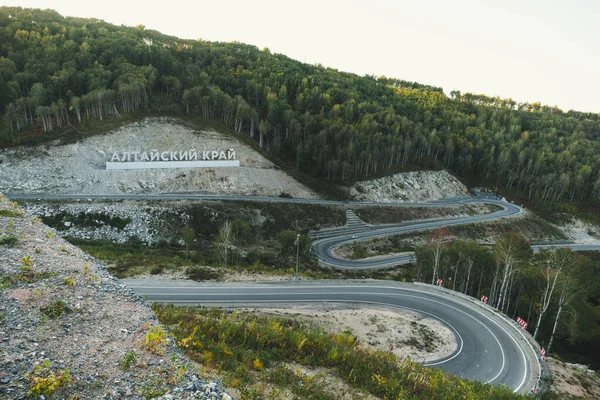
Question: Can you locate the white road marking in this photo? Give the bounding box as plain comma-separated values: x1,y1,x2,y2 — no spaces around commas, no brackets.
132,283,536,392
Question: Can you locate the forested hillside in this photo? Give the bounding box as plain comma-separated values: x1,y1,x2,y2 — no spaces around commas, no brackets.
1,7,600,202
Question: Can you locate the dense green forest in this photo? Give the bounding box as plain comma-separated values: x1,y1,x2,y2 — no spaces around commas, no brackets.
1,6,600,204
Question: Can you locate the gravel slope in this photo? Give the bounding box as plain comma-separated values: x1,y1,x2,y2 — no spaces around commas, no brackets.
0,117,318,199
0,194,231,399
350,170,469,203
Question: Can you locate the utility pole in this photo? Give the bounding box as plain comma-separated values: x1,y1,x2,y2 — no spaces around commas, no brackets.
295,233,300,280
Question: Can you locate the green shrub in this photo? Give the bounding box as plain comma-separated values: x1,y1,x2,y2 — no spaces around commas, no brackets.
0,275,12,289
63,277,76,287
4,219,15,234
140,326,167,355
16,270,56,284
41,299,69,319
120,351,137,370
0,235,18,247
352,243,368,259
150,265,165,275
185,266,221,281
25,359,72,397
0,209,23,217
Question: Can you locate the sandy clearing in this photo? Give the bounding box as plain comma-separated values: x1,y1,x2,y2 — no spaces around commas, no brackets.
240,304,456,364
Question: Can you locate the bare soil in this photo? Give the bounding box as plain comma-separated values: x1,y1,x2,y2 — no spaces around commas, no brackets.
244,305,456,364
546,357,600,399
0,117,318,199
555,218,600,244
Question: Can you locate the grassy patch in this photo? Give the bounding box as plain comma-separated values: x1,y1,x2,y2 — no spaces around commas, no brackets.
66,238,195,278
15,270,56,284
120,351,137,371
339,232,426,260
0,235,18,246
154,305,525,400
40,299,69,319
70,235,415,281
181,201,346,243
0,275,12,290
68,235,321,279
0,209,23,217
402,321,440,353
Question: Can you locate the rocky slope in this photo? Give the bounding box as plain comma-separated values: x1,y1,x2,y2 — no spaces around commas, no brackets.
349,170,469,203
0,117,318,199
0,194,231,399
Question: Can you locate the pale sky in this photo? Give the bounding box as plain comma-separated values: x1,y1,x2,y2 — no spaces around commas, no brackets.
3,0,600,113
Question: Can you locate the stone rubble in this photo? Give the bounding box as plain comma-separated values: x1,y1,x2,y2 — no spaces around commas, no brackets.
19,201,168,245
349,170,470,203
0,193,234,399
0,117,318,200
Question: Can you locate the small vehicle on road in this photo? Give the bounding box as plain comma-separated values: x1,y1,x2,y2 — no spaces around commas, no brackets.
352,235,358,239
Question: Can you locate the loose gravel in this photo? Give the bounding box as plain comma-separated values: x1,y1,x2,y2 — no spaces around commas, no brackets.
0,117,318,200
349,170,470,203
0,194,232,399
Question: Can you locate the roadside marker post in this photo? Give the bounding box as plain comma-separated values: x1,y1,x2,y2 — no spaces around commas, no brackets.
436,279,443,287
516,317,528,330
480,295,488,304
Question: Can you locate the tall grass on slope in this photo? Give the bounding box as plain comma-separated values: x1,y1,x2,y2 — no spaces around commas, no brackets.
153,305,524,400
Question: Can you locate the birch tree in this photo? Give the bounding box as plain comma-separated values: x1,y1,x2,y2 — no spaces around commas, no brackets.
215,220,233,267
493,233,531,311
533,247,574,340
425,227,452,285
547,275,578,353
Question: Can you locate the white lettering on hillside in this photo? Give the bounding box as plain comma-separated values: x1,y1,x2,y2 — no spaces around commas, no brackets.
107,149,237,162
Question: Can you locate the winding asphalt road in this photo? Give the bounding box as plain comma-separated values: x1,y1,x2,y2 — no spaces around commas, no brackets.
127,281,538,393
313,197,526,269
5,192,484,207
9,192,600,268
11,191,599,393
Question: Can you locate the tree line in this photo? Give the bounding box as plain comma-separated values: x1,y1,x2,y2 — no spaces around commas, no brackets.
1,6,600,203
415,228,600,368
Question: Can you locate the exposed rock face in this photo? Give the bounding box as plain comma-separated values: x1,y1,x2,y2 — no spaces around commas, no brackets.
0,117,318,199
0,194,231,399
19,200,164,244
349,170,470,203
